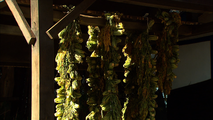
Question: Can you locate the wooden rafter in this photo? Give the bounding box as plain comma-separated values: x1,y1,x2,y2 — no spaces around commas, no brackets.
0,5,199,26
77,14,193,37
0,5,65,22
192,22,213,34
2,19,212,41
0,34,31,66
5,0,36,44
198,13,213,23
46,0,97,39
109,0,213,13
180,22,213,40
0,24,22,36
180,32,213,41
0,15,197,39
0,1,7,9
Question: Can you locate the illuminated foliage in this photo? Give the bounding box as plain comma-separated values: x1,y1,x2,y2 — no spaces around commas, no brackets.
54,19,84,120
54,11,181,120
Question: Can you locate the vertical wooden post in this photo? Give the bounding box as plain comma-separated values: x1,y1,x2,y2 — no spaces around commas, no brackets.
31,0,54,120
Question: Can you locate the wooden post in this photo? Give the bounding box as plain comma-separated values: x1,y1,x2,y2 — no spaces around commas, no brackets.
31,0,54,120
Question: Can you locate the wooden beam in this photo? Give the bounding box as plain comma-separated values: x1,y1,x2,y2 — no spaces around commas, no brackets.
182,22,213,39
0,5,65,22
0,34,31,64
46,0,97,39
179,32,213,41
109,0,213,13
31,0,54,120
79,14,191,35
0,24,22,36
0,1,7,9
179,22,213,40
192,22,213,35
198,13,213,23
5,0,36,44
79,14,105,26
178,0,213,6
0,16,192,38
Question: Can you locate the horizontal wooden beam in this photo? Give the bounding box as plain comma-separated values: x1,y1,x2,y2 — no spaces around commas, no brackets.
2,15,210,41
0,15,192,38
109,0,213,13
198,13,213,23
192,22,213,35
80,14,192,35
5,0,36,44
0,5,65,22
0,1,7,9
46,0,97,39
179,32,213,41
0,24,23,36
180,22,213,40
0,34,31,64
